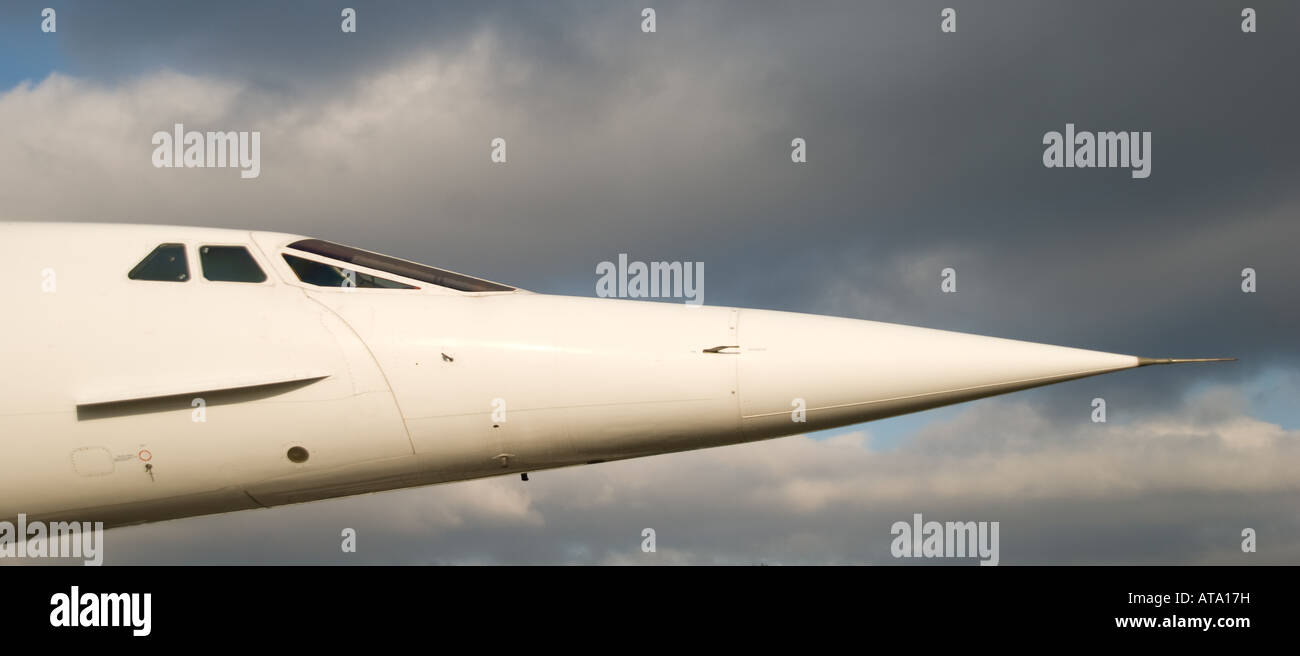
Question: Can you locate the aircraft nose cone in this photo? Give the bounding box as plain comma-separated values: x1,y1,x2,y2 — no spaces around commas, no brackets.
734,309,1139,440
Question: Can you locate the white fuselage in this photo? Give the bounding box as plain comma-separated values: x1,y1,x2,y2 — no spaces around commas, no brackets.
1,223,1149,528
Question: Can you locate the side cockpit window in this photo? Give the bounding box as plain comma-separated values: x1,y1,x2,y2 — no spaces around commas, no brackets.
200,245,267,283
282,253,417,289
128,243,190,282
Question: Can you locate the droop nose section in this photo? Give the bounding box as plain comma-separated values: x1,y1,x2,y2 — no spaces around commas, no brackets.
735,309,1142,441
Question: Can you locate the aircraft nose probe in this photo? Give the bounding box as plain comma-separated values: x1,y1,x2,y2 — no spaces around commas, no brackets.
1136,357,1238,366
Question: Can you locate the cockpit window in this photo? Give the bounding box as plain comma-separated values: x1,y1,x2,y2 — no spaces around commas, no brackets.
128,243,190,282
282,253,417,289
199,245,267,283
287,239,514,292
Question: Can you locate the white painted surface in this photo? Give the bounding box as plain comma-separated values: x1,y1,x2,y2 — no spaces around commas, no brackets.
0,222,1146,527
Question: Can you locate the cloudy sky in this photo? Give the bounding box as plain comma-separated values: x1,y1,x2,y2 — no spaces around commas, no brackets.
2,1,1297,564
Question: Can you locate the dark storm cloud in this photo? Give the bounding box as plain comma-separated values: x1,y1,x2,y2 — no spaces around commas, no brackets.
6,0,449,90
13,1,649,99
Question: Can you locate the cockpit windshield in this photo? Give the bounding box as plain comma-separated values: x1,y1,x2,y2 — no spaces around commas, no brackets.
286,239,515,292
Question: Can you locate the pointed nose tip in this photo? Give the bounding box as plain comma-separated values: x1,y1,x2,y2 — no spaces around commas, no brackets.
735,309,1142,440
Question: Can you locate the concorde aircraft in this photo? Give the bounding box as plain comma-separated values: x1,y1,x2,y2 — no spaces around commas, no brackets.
0,222,1232,528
